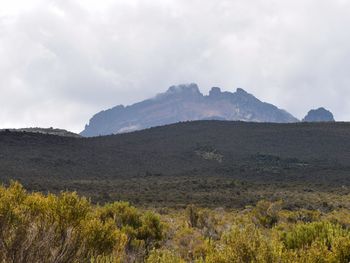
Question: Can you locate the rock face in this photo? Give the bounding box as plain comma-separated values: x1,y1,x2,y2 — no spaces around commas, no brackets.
303,108,335,122
81,83,299,136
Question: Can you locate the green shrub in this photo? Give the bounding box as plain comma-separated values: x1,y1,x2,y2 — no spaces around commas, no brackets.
252,200,282,228
205,224,279,263
146,249,184,263
3,182,350,262
0,182,126,263
281,221,348,250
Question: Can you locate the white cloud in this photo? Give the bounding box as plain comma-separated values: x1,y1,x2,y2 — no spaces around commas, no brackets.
0,0,349,132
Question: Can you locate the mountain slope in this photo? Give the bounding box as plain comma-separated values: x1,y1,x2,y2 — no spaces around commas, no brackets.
1,121,350,207
0,127,81,138
81,84,298,136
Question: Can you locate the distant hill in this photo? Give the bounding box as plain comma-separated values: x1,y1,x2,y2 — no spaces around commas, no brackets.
0,127,81,138
81,84,299,136
1,121,350,207
303,107,335,122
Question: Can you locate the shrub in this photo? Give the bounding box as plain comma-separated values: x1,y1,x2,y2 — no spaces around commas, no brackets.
252,200,282,228
3,182,350,262
146,249,185,263
281,221,348,250
205,224,278,263
186,205,199,228
173,227,208,261
0,182,127,263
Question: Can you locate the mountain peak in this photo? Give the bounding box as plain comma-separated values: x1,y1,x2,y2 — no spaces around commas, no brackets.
81,84,299,136
166,83,201,96
209,87,222,97
233,87,259,103
303,107,335,122
236,88,249,94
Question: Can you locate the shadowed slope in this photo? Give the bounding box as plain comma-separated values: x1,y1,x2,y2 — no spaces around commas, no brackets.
1,121,350,207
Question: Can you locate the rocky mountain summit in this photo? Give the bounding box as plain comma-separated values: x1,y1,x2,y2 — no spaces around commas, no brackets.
303,107,335,122
81,84,299,136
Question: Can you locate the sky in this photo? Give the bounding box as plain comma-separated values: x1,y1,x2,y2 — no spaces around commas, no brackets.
0,0,350,132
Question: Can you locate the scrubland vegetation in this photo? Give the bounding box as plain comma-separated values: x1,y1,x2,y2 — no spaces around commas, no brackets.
2,121,350,209
2,182,350,263
2,122,350,261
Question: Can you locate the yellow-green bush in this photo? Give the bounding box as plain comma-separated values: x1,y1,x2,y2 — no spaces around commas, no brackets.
2,182,350,262
172,226,208,261
146,249,185,263
205,224,279,263
279,221,350,263
252,200,282,228
281,221,348,250
0,182,162,263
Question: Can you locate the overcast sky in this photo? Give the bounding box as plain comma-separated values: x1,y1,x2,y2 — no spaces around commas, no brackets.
1,0,349,132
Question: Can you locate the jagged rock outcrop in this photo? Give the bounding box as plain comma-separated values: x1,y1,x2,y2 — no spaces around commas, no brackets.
81,84,299,136
303,107,335,122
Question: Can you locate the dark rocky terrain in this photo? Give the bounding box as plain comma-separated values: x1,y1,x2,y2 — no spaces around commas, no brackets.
81,84,299,136
0,127,81,138
1,120,350,208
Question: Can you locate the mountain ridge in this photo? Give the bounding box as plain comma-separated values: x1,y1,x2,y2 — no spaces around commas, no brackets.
81,84,300,136
0,127,81,138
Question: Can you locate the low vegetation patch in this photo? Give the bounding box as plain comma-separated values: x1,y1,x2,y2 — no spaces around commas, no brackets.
1,182,350,262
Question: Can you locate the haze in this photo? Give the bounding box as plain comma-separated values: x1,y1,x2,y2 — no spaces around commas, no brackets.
1,0,349,132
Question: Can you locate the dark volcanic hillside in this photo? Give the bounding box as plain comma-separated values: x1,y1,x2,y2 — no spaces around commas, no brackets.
81,84,298,136
1,121,350,207
0,127,81,138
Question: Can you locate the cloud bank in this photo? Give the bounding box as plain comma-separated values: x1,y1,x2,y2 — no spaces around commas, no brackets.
1,0,350,132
